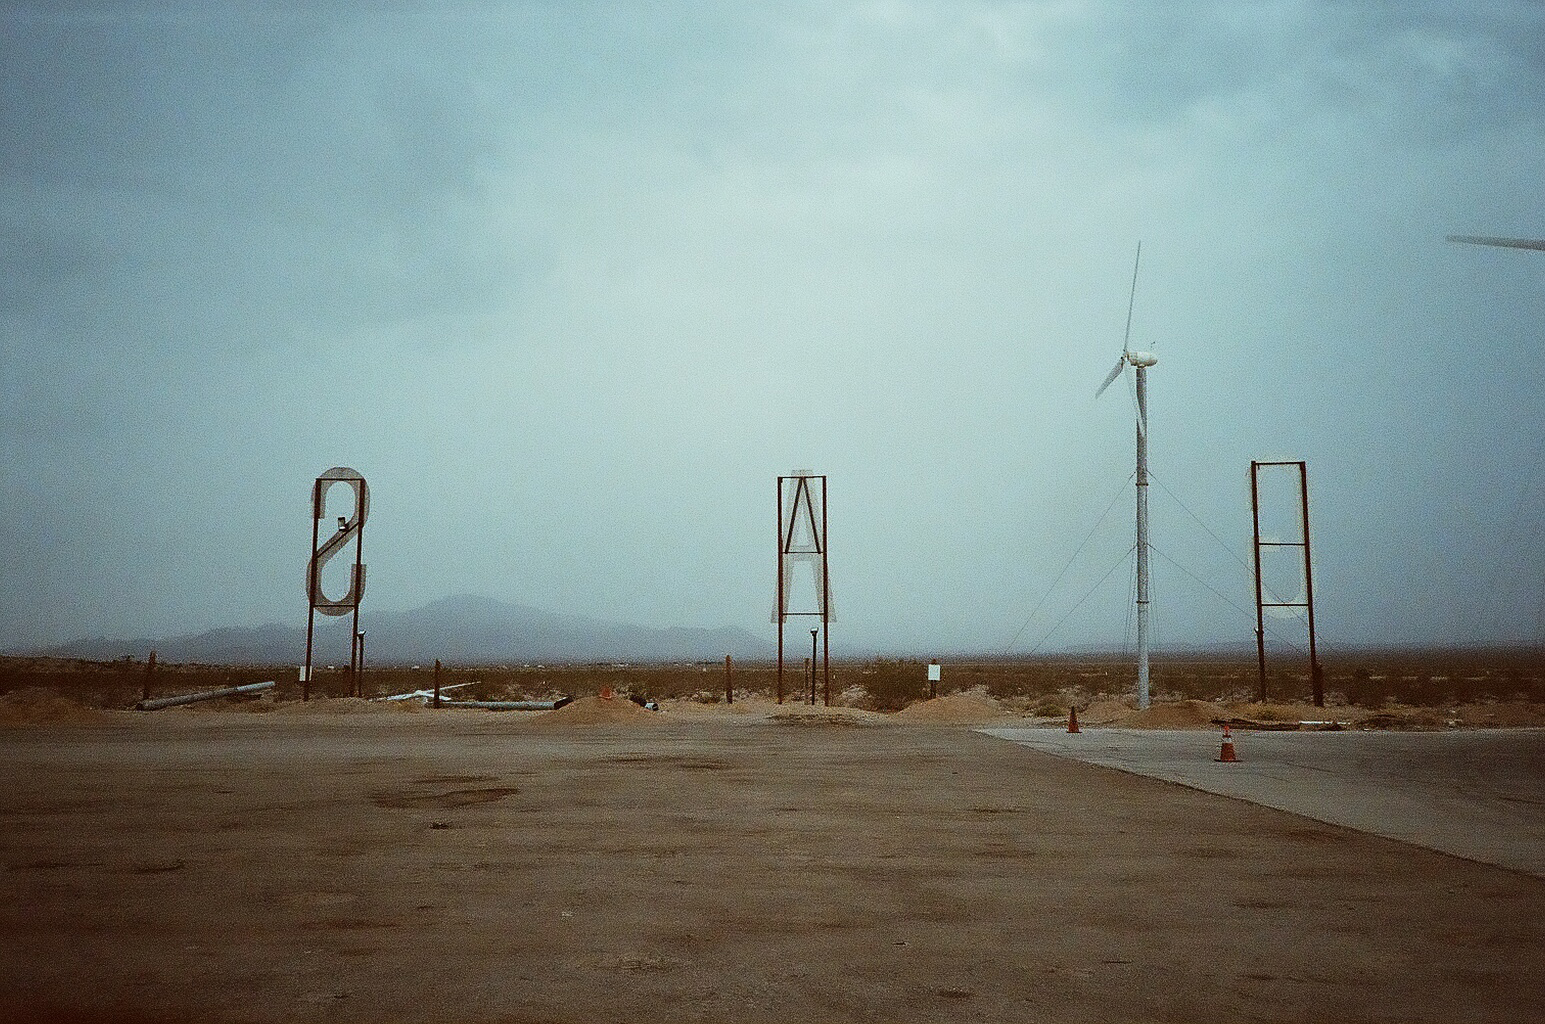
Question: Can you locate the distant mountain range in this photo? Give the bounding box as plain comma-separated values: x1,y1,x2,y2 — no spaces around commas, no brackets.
28,594,766,666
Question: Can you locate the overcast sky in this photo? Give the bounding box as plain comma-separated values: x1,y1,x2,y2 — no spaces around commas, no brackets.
3,1,1542,658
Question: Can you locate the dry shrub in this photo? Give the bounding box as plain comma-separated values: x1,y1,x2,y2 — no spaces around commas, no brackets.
4,649,1542,714
851,659,931,712
1028,694,1072,717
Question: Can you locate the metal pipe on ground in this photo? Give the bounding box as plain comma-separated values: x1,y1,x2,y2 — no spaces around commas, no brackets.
134,681,275,712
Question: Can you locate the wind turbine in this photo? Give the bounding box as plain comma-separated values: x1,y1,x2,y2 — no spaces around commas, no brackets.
1447,232,1544,646
1446,235,1545,252
1095,244,1158,710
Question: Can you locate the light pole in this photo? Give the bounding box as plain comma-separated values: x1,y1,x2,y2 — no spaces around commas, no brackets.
809,629,818,705
352,630,366,697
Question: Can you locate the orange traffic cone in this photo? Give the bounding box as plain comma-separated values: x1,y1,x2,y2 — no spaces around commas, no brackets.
1215,724,1239,763
1067,705,1081,734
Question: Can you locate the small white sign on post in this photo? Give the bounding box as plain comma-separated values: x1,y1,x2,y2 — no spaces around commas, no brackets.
927,663,941,683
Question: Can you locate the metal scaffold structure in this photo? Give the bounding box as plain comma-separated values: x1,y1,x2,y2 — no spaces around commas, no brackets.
1249,459,1322,706
775,471,831,705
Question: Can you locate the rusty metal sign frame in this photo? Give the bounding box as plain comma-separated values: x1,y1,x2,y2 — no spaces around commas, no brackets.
303,467,369,700
776,473,830,705
1250,459,1322,706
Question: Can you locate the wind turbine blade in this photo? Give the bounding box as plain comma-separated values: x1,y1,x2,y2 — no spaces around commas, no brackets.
1095,357,1125,398
1446,235,1545,252
1121,242,1142,355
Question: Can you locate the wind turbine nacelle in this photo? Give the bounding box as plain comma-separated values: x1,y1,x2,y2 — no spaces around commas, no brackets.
1126,351,1158,368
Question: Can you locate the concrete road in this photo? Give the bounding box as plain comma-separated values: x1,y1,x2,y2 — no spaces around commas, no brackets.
982,725,1545,876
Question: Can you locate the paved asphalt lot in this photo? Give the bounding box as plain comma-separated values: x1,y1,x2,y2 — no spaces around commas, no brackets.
981,725,1545,876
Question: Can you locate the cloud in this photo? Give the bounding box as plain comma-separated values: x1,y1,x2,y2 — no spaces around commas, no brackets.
1,2,1542,652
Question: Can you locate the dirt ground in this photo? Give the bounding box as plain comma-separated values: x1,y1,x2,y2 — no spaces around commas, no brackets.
4,703,1544,1023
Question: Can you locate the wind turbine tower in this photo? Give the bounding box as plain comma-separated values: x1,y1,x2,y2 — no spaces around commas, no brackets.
1096,245,1158,710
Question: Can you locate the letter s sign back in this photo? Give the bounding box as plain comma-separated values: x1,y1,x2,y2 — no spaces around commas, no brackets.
307,467,369,615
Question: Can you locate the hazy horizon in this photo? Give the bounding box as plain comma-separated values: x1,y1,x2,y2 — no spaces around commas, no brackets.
3,3,1543,660
10,589,1544,665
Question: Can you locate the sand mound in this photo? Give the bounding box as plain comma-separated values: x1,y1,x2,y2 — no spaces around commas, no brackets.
1122,699,1222,729
662,697,763,717
1451,702,1545,728
1228,701,1331,723
1078,698,1136,725
1354,710,1445,731
768,704,890,727
271,696,419,715
0,688,114,725
893,692,1013,724
530,695,664,726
